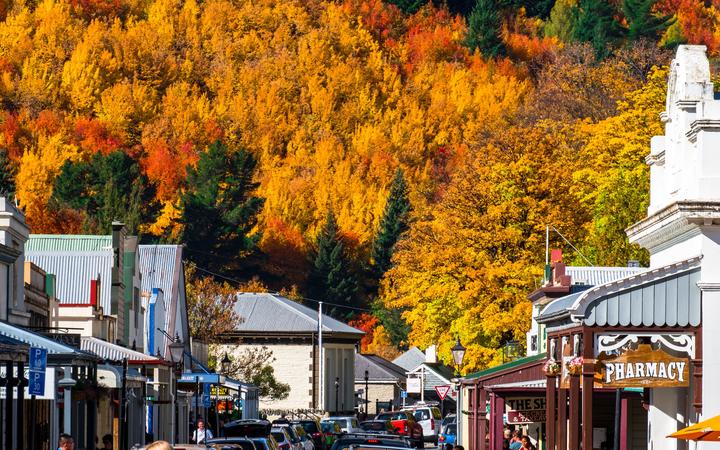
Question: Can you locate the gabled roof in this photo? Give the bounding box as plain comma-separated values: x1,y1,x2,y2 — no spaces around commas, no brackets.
355,354,407,382
138,245,183,301
25,234,112,311
392,347,426,371
231,293,363,336
407,362,455,387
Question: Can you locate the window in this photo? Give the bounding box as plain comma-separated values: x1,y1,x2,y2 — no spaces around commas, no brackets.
432,408,441,420
531,335,538,352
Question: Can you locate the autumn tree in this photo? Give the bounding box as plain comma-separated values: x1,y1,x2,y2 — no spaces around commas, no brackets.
622,0,674,41
0,149,16,198
466,0,505,57
545,0,576,41
215,346,290,400
308,210,359,319
186,264,244,342
51,150,158,234
179,140,265,274
388,0,426,14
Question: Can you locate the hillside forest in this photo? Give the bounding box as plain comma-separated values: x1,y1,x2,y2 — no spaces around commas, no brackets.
0,0,709,372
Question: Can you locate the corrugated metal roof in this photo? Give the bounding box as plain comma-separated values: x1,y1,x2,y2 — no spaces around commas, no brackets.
138,245,181,304
81,336,158,362
232,293,364,335
566,266,648,286
464,354,546,380
26,234,112,252
392,347,426,371
355,354,407,381
536,291,586,322
25,235,112,311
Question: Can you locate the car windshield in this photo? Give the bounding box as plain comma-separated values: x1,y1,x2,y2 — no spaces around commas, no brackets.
322,423,340,433
445,424,456,434
299,422,320,433
325,420,348,429
432,409,441,420
360,422,387,431
272,432,287,443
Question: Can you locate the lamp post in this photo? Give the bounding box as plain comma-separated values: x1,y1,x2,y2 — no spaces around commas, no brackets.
451,338,466,376
168,333,185,445
364,369,369,419
221,353,232,375
335,377,340,413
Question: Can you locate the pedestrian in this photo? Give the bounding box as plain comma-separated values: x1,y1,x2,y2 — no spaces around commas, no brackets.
58,433,75,450
146,441,173,450
102,434,113,449
192,418,214,444
502,429,511,450
509,430,522,450
520,436,536,450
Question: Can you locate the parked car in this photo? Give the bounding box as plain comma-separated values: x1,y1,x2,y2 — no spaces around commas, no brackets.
359,420,398,435
205,437,269,450
403,405,442,443
320,421,342,448
321,416,362,434
441,414,456,427
375,411,424,448
329,434,413,450
292,424,316,450
221,419,280,450
277,424,304,450
272,427,301,450
292,419,325,450
438,423,457,450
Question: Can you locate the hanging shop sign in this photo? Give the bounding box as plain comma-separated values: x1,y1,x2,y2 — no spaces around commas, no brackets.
597,344,689,388
505,397,546,424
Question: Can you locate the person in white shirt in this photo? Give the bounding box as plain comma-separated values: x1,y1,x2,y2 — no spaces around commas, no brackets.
192,419,214,444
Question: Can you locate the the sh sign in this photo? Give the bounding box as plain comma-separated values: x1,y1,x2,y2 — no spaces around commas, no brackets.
28,347,47,396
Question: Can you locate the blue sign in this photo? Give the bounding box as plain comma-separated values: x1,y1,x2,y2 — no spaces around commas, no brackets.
400,390,408,399
28,347,47,396
29,347,47,371
202,383,211,408
235,398,244,409
178,373,222,384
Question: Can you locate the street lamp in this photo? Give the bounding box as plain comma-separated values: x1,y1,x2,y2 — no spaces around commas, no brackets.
335,377,340,413
451,338,466,375
221,353,232,375
167,333,184,445
364,369,369,419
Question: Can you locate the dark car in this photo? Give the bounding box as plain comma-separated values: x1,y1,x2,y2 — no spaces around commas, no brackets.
205,437,263,450
293,419,326,450
374,412,423,448
220,419,280,450
329,434,413,450
359,420,398,435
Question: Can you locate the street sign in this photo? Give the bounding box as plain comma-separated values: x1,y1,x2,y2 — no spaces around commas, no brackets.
28,347,47,396
400,390,408,399
407,377,421,393
435,385,451,400
202,383,212,408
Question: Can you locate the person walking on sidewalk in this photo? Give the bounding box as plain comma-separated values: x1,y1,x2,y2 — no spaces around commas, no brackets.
192,418,214,444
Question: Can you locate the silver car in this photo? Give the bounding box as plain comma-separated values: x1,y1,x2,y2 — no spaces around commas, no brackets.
320,416,362,434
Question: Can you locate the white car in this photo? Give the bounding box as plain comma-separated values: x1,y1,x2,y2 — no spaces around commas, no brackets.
403,406,442,444
321,416,362,434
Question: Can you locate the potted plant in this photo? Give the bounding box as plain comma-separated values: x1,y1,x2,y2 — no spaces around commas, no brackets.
566,356,584,376
543,359,561,376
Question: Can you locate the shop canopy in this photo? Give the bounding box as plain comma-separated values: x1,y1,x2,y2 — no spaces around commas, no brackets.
669,415,720,441
0,321,98,365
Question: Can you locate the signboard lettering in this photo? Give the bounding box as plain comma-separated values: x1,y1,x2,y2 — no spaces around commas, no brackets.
28,347,47,396
597,344,689,388
505,397,546,424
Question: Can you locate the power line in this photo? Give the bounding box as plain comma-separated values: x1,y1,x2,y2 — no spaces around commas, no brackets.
551,225,594,267
185,260,371,312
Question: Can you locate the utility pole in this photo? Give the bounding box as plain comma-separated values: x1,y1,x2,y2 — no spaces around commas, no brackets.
318,302,324,412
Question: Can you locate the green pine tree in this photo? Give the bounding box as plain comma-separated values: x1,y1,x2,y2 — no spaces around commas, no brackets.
0,149,16,198
622,0,674,42
309,210,359,319
572,0,624,58
180,140,265,274
465,0,505,58
51,151,158,234
371,169,411,279
545,0,576,42
388,0,426,14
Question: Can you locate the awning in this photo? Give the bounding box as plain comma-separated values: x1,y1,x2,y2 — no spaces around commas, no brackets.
0,334,28,361
96,364,149,389
669,415,720,441
0,321,97,364
81,336,165,364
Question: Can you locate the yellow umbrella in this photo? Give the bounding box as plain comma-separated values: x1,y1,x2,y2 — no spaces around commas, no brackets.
669,415,720,441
